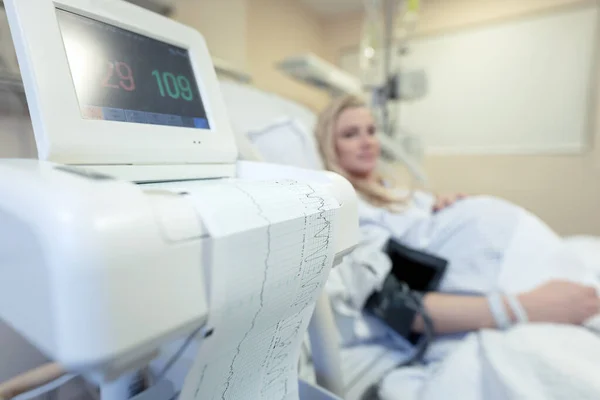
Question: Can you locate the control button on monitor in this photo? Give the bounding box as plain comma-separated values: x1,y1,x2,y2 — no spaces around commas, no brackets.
125,110,147,123
194,118,209,129
165,115,183,126
181,117,195,127
102,107,126,122
145,112,169,125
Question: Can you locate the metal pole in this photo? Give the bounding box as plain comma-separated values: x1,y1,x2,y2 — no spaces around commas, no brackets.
382,0,399,137
383,0,395,95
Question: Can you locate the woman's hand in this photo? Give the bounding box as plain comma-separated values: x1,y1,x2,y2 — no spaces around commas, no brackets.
518,280,600,325
432,193,467,213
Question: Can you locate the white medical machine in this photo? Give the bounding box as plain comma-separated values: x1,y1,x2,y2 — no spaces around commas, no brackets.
0,0,357,398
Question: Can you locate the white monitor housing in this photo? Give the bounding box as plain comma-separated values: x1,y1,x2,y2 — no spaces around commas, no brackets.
6,0,237,182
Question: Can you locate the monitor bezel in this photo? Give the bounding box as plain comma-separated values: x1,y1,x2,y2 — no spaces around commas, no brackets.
5,0,238,167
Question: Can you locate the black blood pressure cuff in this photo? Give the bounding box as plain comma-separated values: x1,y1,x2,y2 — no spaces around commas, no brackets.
364,239,448,344
365,274,422,342
385,239,448,293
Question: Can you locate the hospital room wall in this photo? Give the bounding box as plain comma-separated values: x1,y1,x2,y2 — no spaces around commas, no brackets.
172,0,248,68
246,0,333,111
172,0,333,111
323,0,600,236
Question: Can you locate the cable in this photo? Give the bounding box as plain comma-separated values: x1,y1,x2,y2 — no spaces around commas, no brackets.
398,282,434,367
360,281,435,400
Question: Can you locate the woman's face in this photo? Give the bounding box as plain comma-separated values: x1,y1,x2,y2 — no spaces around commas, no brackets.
334,106,380,178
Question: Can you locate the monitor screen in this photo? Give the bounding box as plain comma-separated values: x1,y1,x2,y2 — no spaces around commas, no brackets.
55,9,210,129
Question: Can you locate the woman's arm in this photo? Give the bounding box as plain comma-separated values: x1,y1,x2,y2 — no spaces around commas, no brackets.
411,293,511,334
412,280,600,335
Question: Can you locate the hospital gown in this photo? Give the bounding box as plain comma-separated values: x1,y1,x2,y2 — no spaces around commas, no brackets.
325,192,599,399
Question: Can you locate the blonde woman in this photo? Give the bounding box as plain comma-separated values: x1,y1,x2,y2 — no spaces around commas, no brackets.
316,95,599,357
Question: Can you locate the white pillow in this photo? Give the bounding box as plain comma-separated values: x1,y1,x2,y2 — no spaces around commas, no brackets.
270,94,318,139
247,117,323,170
219,79,324,169
219,80,286,132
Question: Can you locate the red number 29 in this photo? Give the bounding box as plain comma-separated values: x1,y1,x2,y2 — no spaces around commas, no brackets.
115,62,135,91
102,61,136,92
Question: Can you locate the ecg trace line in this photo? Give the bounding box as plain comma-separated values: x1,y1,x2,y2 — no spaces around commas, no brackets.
261,317,304,396
193,365,208,399
219,184,273,400
260,183,335,398
292,184,333,309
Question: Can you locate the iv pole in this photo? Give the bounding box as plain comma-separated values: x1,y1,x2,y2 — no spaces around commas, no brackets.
363,0,428,185
381,0,397,138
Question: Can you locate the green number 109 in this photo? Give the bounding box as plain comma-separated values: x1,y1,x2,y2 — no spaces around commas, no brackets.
152,70,193,101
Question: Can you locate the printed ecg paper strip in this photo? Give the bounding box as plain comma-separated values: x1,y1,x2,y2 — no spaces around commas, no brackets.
179,180,340,400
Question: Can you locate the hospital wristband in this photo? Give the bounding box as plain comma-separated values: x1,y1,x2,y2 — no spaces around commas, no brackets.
505,294,529,324
487,292,512,330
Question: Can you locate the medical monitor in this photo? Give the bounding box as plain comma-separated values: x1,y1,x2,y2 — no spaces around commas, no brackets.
56,9,209,130
5,0,237,180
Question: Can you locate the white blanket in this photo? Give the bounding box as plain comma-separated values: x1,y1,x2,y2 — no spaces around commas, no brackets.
380,322,600,400
378,211,600,400
327,195,600,399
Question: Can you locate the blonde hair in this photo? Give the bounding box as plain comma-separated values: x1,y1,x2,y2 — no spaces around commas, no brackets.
315,95,410,211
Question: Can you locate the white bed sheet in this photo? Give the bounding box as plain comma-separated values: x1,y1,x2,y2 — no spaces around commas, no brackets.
565,236,600,274
297,235,600,400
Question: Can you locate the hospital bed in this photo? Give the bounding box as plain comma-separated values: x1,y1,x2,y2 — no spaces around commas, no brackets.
216,77,600,400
